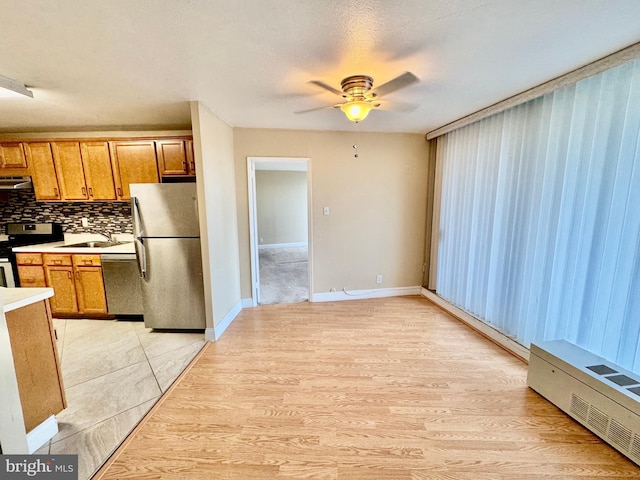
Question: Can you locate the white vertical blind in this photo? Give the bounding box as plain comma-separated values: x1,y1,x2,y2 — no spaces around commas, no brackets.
437,58,640,373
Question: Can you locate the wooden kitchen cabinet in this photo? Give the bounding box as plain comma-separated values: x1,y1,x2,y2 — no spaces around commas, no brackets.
5,298,66,433
43,254,78,315
16,253,46,288
43,253,107,317
80,141,118,200
157,139,196,177
73,255,107,314
110,140,159,199
51,141,118,201
0,142,28,168
24,143,61,201
51,142,89,200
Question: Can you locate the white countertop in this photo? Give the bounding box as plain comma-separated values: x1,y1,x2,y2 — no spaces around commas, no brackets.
0,287,54,313
12,241,135,255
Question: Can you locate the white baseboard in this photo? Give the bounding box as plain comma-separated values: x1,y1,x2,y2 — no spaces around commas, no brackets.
311,286,422,303
211,299,243,341
259,242,308,250
27,415,58,454
421,288,530,362
241,298,253,308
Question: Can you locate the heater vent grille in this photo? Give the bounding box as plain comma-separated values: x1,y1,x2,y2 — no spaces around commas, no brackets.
588,405,610,435
608,419,632,450
631,435,640,461
529,341,640,467
570,393,589,420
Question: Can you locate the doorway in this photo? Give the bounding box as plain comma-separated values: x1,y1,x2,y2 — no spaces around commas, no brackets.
247,157,312,306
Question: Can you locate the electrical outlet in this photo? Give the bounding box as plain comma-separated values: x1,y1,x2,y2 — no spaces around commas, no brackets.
376,275,383,284
81,217,89,227
323,206,330,215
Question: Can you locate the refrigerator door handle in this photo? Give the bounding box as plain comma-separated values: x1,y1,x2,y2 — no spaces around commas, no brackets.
132,196,144,240
134,238,147,279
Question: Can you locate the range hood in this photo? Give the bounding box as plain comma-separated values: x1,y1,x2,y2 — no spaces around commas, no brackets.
0,176,32,190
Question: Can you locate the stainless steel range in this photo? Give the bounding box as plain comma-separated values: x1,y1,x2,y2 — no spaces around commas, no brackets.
0,223,64,287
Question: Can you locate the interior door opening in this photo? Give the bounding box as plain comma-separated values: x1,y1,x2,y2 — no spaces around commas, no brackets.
248,157,312,306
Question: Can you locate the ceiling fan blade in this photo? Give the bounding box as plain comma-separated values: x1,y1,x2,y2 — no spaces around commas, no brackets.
308,80,344,97
294,105,332,114
378,99,418,112
372,72,419,97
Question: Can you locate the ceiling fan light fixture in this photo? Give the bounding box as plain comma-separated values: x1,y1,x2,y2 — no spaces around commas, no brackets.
340,100,372,123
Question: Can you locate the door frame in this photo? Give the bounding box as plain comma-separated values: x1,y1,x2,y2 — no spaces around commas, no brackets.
247,156,312,306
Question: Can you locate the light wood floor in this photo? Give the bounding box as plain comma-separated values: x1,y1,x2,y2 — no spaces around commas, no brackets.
93,296,640,479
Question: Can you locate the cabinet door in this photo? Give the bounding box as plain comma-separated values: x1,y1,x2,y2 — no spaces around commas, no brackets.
24,143,61,201
17,265,47,287
80,141,117,201
45,266,78,315
5,300,66,433
51,142,89,200
75,266,108,314
110,141,159,200
186,139,196,175
0,142,27,168
157,140,188,176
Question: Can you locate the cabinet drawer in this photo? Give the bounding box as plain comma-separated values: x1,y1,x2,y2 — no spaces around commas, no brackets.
43,254,73,266
73,255,101,267
17,265,47,287
16,253,44,265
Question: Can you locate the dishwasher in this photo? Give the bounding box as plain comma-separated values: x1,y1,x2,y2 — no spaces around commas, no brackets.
101,253,144,317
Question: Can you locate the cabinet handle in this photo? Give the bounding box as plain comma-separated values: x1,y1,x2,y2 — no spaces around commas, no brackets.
83,260,92,265
82,186,87,196
54,187,59,197
190,162,195,171
54,260,62,265
117,187,122,196
24,277,35,283
68,271,73,280
182,161,187,169
76,272,80,280
89,187,94,196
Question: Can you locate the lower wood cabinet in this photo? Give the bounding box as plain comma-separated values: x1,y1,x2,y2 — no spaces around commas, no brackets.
15,253,47,288
5,299,66,433
73,255,108,314
37,253,108,317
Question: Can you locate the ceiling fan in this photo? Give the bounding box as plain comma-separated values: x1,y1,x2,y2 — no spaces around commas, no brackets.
303,71,419,123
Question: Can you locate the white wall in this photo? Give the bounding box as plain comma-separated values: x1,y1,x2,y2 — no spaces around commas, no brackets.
234,128,430,298
256,170,308,246
190,101,241,335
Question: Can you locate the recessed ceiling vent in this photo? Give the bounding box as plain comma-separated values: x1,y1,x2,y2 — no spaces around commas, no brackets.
528,340,640,466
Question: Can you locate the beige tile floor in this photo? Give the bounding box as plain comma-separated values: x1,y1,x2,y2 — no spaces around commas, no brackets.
36,318,205,480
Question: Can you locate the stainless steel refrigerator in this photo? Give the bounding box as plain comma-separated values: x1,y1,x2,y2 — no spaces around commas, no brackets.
131,183,205,330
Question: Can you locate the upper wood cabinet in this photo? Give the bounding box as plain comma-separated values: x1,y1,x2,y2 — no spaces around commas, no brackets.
157,139,195,177
24,143,61,201
80,142,118,201
14,134,192,201
0,142,28,168
51,142,89,200
51,141,118,201
110,141,160,200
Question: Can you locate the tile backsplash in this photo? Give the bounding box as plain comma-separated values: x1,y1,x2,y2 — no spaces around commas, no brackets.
0,189,132,235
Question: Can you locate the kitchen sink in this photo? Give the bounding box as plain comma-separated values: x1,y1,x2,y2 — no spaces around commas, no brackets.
57,240,131,248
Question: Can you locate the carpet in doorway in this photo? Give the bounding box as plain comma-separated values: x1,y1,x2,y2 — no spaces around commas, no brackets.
259,246,308,304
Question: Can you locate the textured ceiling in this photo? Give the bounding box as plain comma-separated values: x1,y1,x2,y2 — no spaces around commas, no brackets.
1,0,639,134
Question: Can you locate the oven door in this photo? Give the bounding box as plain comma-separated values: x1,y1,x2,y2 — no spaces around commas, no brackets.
0,258,17,287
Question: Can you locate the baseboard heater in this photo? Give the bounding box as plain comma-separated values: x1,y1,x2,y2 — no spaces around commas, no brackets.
527,340,640,466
